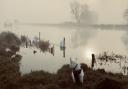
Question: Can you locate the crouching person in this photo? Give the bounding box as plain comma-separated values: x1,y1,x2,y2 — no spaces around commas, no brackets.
70,58,84,86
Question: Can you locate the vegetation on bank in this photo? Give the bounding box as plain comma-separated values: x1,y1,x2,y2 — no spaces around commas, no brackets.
20,35,51,53
1,63,128,89
0,31,21,89
38,40,50,52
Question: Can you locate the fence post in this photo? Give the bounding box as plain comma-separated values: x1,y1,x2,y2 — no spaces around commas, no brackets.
63,37,65,58
26,41,28,48
39,32,41,42
91,54,96,68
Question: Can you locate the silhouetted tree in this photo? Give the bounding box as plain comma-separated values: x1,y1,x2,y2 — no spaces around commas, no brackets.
79,5,98,24
70,1,98,24
70,1,81,23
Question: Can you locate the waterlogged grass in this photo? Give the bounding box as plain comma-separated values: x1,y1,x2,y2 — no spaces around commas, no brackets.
39,40,50,52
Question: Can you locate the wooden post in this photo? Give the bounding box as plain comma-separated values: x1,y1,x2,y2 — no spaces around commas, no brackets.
29,40,32,46
63,37,65,58
50,45,54,56
26,42,28,48
91,54,96,68
39,32,40,42
52,45,54,56
63,49,65,58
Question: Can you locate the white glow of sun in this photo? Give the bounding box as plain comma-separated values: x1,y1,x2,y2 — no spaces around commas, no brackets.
85,48,95,59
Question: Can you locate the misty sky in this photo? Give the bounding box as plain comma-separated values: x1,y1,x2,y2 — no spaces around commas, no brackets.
0,0,128,24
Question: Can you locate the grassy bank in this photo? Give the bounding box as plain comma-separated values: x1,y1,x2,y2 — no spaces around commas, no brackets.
2,63,127,89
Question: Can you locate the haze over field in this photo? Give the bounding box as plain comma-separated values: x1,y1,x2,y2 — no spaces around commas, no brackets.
1,1,128,89
0,0,128,24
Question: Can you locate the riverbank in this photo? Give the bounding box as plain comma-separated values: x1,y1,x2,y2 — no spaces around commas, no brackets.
1,63,128,89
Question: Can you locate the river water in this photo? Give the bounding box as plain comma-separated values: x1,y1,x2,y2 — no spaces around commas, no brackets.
1,25,128,74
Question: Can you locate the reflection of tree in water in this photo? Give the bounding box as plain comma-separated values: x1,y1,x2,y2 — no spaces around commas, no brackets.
122,31,128,50
71,28,97,48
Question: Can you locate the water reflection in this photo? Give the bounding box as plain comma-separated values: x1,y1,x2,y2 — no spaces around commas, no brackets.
71,28,98,48
84,48,95,59
122,31,128,51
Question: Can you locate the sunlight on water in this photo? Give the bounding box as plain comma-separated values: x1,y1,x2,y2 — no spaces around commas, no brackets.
84,47,96,59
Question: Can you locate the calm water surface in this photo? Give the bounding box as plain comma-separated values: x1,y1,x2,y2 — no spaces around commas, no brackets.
1,25,128,74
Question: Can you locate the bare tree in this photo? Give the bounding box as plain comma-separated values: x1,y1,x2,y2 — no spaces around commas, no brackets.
80,5,98,24
70,1,81,23
123,9,128,23
70,1,98,24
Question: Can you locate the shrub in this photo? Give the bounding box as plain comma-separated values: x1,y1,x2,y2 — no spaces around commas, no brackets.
39,40,50,52
21,35,28,43
0,31,21,46
0,31,21,57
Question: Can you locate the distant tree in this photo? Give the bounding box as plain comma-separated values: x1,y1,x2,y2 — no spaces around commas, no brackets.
70,1,81,23
123,9,128,23
79,5,98,24
70,1,98,24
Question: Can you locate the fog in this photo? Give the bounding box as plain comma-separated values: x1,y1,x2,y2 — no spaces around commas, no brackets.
71,28,98,48
0,0,128,24
122,31,128,51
